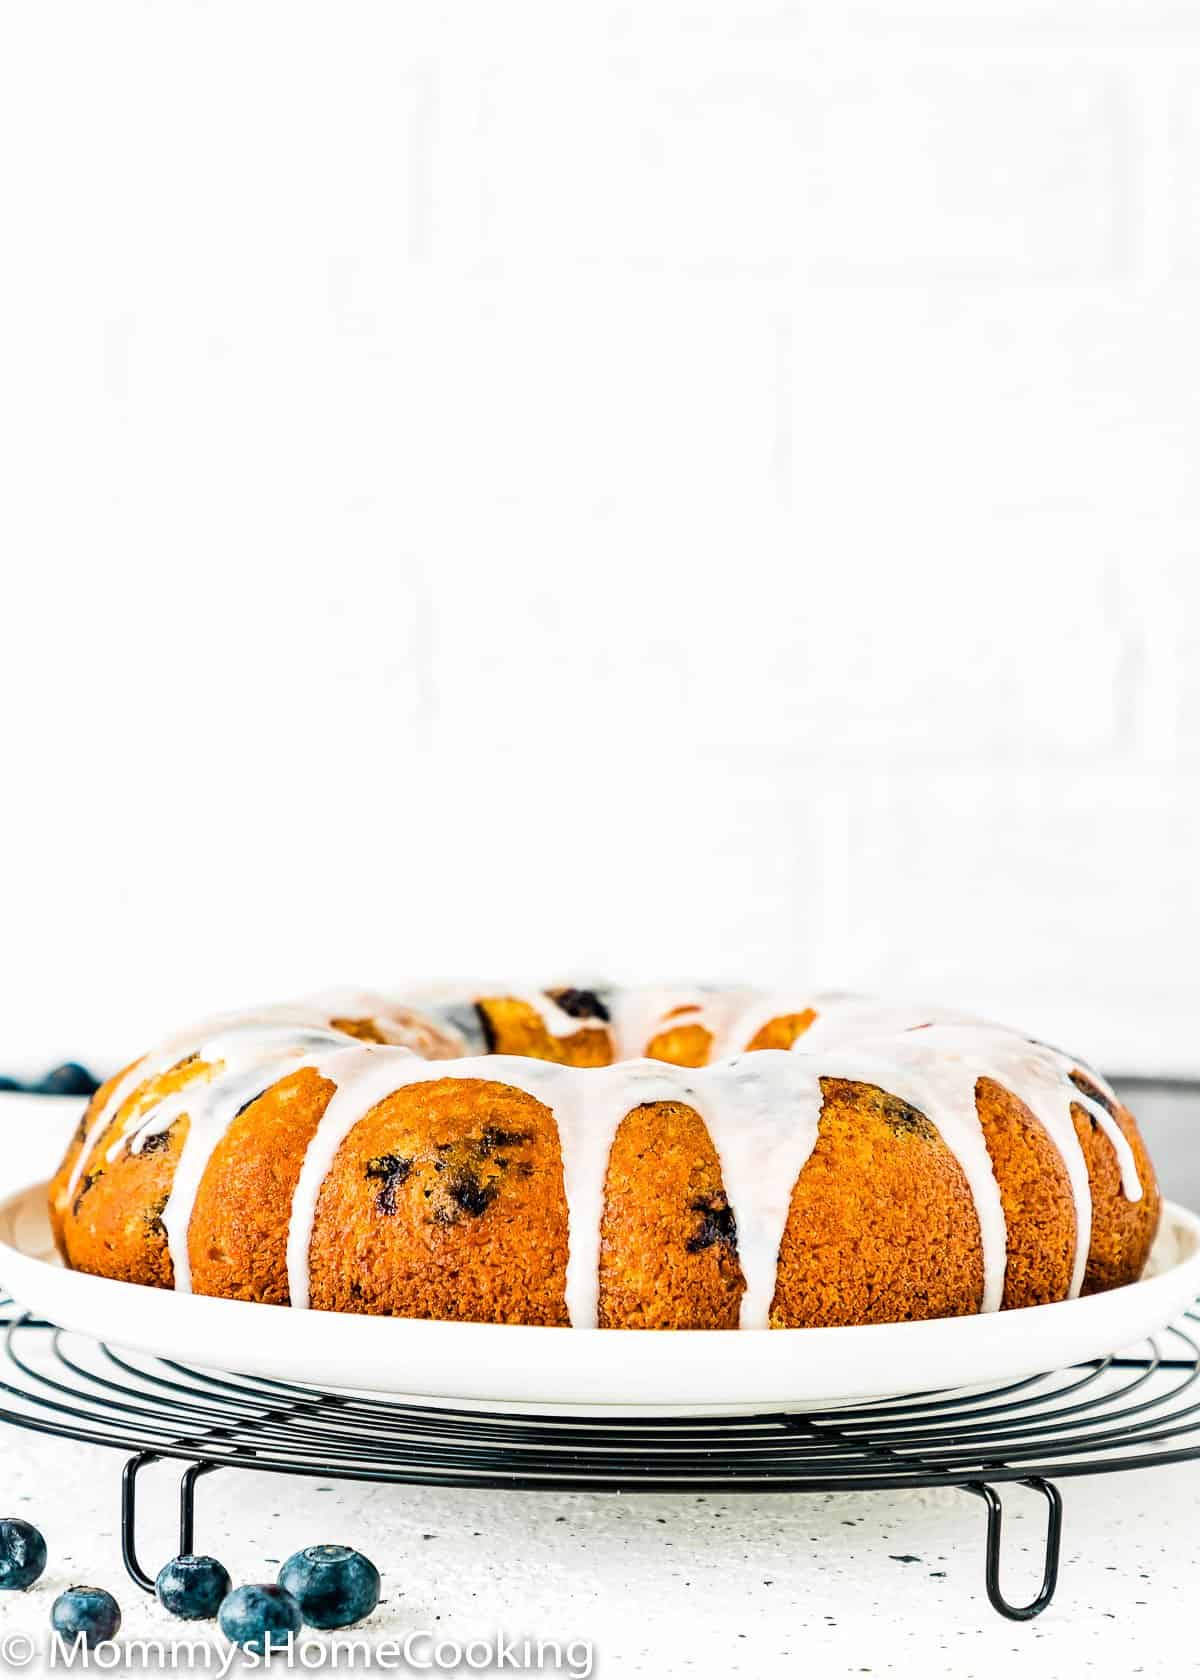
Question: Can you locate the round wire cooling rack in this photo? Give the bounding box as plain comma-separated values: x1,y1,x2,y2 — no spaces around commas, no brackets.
1,1300,1200,1621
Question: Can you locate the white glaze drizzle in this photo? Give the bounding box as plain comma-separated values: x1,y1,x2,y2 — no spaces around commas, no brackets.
63,986,1145,1326
498,990,608,1040
302,990,471,1058
75,1013,364,1291
285,1042,424,1311
283,1046,825,1327
606,985,762,1061
137,1053,328,1292
63,1003,361,1204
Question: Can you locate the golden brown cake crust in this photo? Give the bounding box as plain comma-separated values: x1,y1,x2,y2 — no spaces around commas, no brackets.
307,1078,570,1325
48,1057,145,1258
745,1010,817,1052
770,1078,985,1327
643,1023,714,1067
188,1067,336,1304
476,997,611,1067
598,1101,744,1328
976,1076,1077,1309
56,1055,221,1287
1070,1071,1161,1294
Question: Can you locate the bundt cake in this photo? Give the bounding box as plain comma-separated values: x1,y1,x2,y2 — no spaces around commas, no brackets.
48,986,1160,1330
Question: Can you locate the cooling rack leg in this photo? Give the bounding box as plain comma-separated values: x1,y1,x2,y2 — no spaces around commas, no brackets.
120,1456,221,1593
120,1452,162,1594
179,1461,218,1555
967,1478,1063,1621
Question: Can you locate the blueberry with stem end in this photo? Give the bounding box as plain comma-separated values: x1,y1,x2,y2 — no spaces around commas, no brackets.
0,1519,47,1590
155,1554,232,1620
278,1544,381,1629
50,1586,121,1649
218,1583,301,1653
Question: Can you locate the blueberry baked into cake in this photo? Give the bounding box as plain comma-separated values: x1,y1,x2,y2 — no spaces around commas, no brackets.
49,986,1160,1330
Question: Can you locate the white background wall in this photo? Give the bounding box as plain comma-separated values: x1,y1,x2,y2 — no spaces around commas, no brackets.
1,1,1198,1075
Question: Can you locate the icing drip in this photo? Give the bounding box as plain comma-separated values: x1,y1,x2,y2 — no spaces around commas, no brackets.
305,990,471,1057
141,1054,326,1292
685,1055,825,1328
606,986,762,1060
63,986,1145,1329
500,990,608,1040
64,1005,360,1204
284,1048,825,1327
282,1047,660,1320
286,1043,423,1310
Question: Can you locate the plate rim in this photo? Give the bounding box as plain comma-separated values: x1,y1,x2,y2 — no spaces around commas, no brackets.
5,1180,1199,1409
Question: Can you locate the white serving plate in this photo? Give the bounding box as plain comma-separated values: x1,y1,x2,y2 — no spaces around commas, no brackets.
3,1180,1198,1412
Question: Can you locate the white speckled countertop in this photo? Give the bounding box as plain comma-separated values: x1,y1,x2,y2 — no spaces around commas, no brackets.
0,1102,1193,1678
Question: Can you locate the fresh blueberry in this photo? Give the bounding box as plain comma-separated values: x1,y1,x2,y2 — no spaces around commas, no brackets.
155,1554,232,1620
35,1063,100,1098
0,1077,23,1094
50,1585,121,1649
278,1544,381,1629
218,1583,301,1653
0,1518,47,1590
